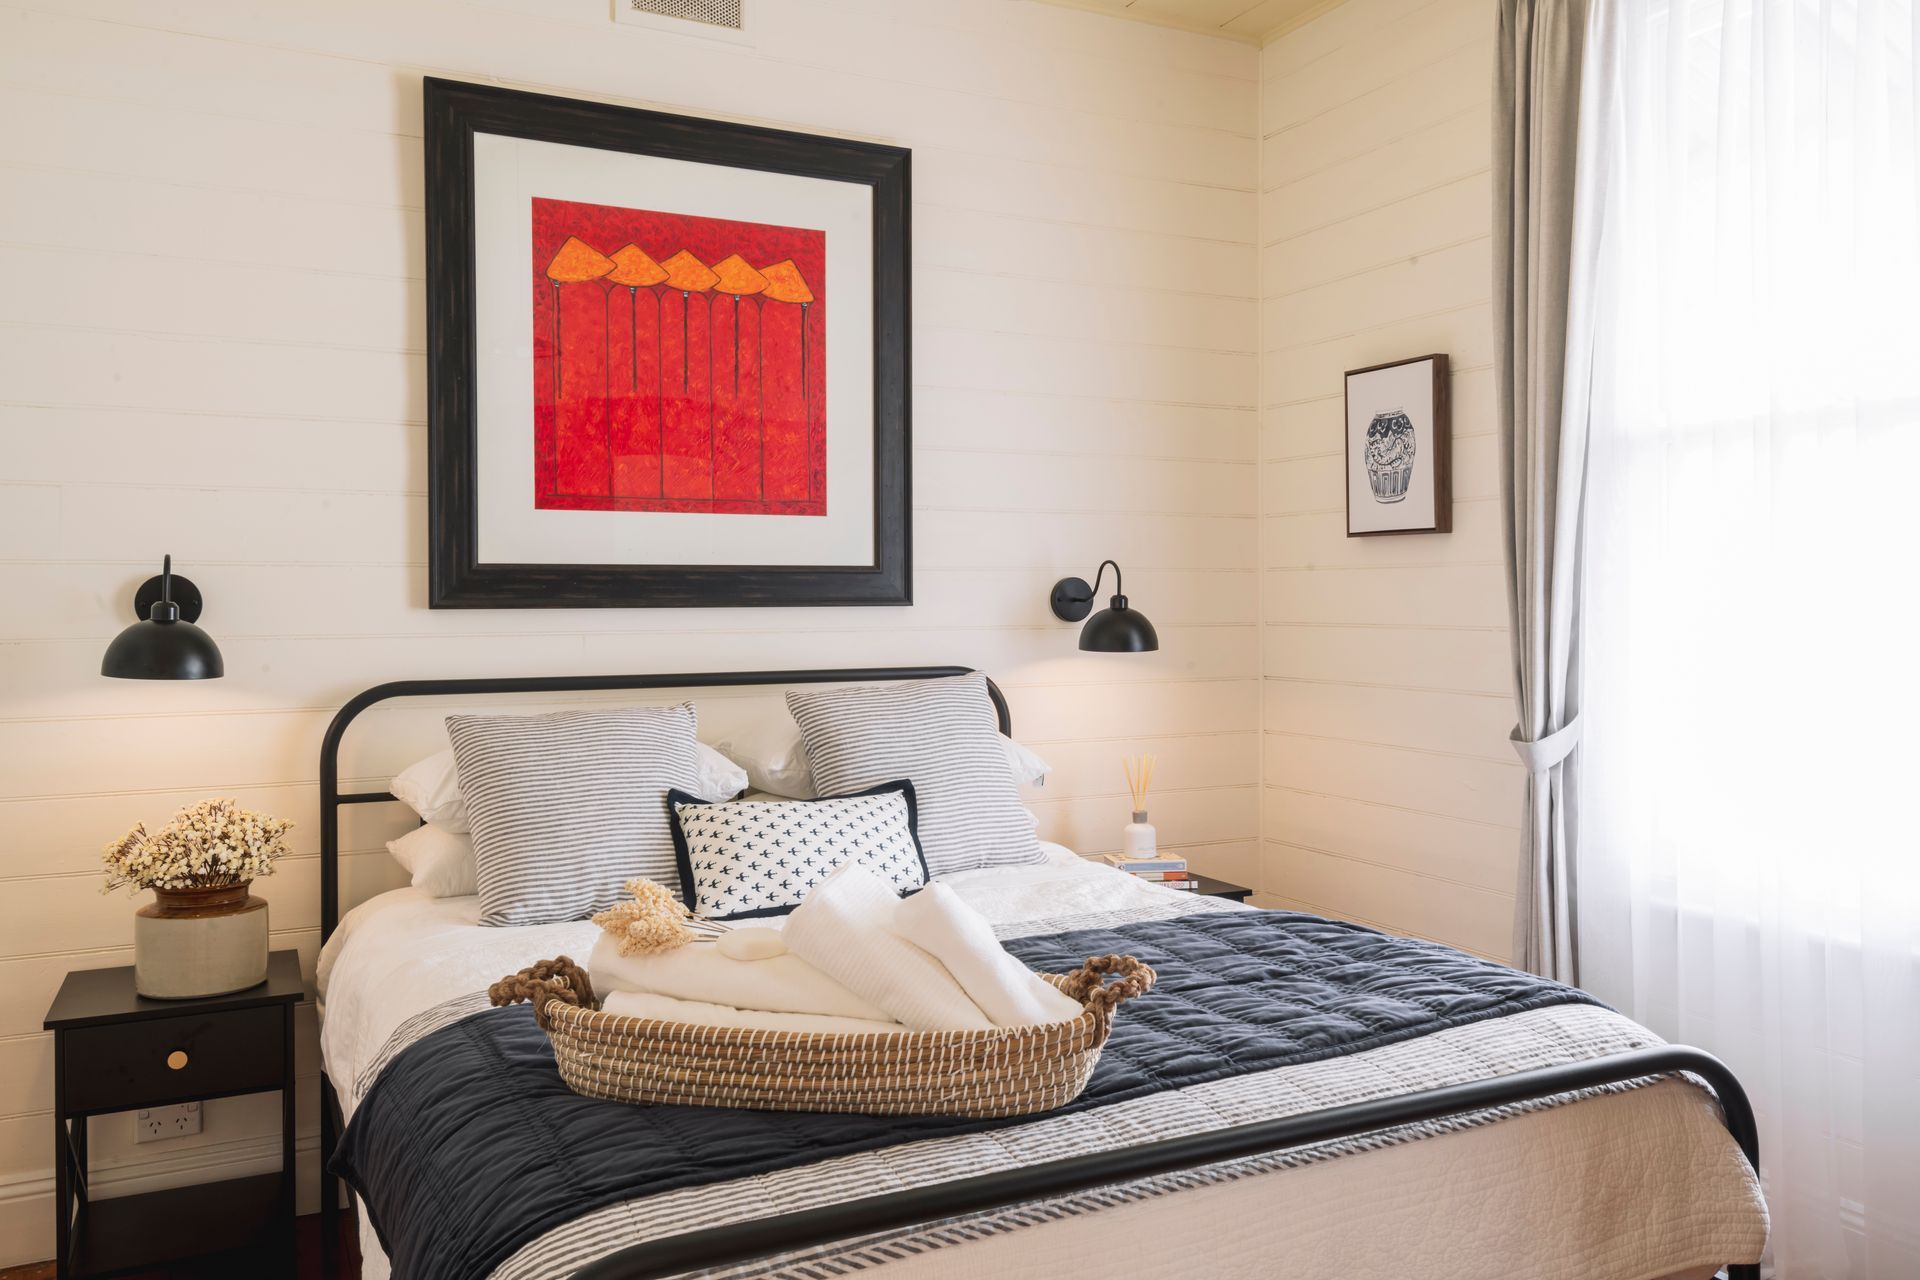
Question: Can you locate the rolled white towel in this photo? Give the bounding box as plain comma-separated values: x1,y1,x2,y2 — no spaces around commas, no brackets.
600,990,908,1036
891,882,1084,1027
783,863,994,1032
586,930,893,1023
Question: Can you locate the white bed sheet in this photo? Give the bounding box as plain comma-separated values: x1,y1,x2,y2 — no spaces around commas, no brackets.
318,847,1764,1280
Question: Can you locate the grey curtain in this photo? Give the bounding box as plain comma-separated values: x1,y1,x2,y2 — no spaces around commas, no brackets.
1493,0,1611,982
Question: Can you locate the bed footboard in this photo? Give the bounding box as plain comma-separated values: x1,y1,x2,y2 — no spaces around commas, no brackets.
567,1044,1761,1280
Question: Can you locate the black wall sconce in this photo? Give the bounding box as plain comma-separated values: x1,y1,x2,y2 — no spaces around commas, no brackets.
1049,560,1158,653
101,556,224,680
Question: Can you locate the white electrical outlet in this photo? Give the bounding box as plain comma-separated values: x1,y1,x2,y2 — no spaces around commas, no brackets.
134,1101,201,1142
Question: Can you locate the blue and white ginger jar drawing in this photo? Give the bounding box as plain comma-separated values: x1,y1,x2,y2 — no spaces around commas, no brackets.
1364,410,1416,502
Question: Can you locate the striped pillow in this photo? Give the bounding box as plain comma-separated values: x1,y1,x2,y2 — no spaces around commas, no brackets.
784,675,1043,877
446,705,701,926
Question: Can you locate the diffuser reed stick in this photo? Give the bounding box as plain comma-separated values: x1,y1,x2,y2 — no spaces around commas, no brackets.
1123,755,1156,813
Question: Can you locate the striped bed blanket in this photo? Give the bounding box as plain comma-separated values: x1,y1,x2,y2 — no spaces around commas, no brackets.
331,900,1660,1280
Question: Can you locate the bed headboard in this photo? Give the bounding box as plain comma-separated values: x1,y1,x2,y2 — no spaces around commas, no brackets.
318,666,1010,941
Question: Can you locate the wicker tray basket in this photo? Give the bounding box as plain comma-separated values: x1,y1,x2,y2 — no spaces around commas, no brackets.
490,953,1155,1119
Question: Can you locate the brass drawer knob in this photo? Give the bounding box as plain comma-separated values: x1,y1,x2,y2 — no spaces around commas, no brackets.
166,1050,188,1071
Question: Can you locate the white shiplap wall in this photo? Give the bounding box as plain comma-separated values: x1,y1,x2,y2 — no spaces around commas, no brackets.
0,0,1259,1260
1255,0,1521,962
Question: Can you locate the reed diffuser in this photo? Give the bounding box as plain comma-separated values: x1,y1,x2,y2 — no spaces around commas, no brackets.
1122,754,1157,858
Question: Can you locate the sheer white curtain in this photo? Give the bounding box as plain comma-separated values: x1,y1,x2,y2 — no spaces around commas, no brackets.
1578,0,1920,1275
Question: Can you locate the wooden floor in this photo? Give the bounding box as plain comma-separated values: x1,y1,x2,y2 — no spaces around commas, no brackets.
0,1211,360,1280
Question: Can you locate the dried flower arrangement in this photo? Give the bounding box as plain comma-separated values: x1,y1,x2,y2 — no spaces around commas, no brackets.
102,798,294,895
587,875,729,955
591,878,699,956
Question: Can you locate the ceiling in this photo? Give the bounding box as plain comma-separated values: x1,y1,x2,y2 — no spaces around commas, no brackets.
1033,0,1341,45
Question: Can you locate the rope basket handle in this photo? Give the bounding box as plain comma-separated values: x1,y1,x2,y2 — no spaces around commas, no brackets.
1059,954,1155,1015
489,956,596,1032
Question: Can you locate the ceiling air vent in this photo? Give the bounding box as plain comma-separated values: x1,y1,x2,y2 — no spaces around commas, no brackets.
614,0,747,38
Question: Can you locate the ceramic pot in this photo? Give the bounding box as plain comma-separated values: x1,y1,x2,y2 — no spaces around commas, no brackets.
133,881,269,999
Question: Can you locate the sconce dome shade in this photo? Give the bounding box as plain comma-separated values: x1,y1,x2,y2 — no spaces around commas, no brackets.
101,559,224,679
1080,597,1159,653
101,616,224,680
1051,561,1158,653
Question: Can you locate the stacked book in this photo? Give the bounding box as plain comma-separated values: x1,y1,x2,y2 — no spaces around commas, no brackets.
1103,853,1198,891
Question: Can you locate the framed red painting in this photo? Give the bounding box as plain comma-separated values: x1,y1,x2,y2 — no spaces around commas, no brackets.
424,78,910,608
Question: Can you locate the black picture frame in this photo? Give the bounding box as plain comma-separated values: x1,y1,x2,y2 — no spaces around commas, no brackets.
423,77,912,608
1343,353,1450,537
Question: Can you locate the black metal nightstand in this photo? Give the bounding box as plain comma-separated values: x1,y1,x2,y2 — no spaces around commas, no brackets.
42,950,305,1279
1189,874,1254,903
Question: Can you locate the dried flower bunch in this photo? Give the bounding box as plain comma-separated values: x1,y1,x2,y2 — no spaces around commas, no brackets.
102,798,293,894
592,878,697,956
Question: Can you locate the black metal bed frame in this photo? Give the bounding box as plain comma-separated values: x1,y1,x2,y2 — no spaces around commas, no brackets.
315,666,1760,1280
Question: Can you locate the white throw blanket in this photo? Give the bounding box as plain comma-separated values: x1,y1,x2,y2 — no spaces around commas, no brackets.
586,931,894,1023
599,990,908,1035
894,882,1084,1027
782,863,996,1031
588,864,1085,1035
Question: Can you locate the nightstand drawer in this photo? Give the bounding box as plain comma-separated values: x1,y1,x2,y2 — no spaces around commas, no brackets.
61,1005,285,1114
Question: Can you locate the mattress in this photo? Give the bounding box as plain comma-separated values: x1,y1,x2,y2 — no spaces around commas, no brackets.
317,846,1766,1279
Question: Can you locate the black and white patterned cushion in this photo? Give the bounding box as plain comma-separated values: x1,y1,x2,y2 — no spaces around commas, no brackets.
784,674,1044,878
446,705,701,926
668,781,927,920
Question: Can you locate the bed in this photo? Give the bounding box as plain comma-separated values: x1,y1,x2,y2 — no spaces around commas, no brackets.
314,667,1768,1280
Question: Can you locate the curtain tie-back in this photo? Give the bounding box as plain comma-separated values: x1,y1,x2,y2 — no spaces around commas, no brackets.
1509,715,1582,775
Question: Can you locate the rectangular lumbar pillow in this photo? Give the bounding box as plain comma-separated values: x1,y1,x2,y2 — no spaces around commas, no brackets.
784,674,1044,877
668,781,927,920
446,705,701,925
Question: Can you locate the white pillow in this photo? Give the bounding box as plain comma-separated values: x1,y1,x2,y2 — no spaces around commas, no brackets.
1002,736,1052,787
390,742,748,832
713,724,1050,798
695,743,750,800
710,721,816,798
385,823,478,898
390,750,469,831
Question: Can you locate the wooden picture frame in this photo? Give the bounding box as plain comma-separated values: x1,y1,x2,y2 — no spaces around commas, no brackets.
1343,353,1450,536
424,78,911,608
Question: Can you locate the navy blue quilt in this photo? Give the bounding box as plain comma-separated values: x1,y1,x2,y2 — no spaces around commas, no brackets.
332,909,1596,1280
